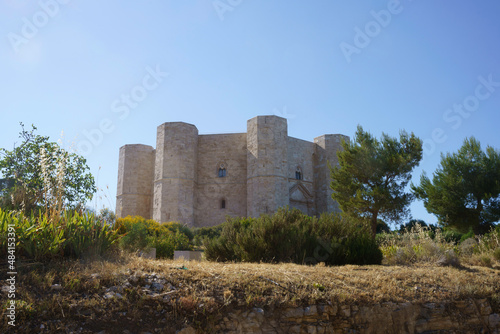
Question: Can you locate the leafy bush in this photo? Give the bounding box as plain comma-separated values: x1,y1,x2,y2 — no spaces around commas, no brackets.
62,211,119,258
118,219,149,252
163,222,194,241
114,216,193,258
192,225,223,246
150,234,176,258
0,208,119,261
172,230,192,251
460,228,475,242
399,219,428,233
441,229,464,244
204,208,382,266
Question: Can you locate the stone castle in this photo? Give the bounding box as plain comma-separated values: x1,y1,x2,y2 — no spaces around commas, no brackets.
116,115,349,227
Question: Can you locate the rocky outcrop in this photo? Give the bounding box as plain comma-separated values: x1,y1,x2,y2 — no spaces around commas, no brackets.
209,299,499,333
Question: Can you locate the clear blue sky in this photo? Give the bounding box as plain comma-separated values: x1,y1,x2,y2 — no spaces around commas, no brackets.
1,1,499,227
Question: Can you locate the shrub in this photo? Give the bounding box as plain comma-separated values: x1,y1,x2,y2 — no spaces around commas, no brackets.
114,215,193,258
393,246,416,265
193,225,223,246
150,235,175,258
172,230,192,251
380,222,500,266
0,208,119,261
493,247,500,261
436,250,460,267
460,228,475,242
441,229,463,244
379,224,457,265
62,211,120,258
118,219,149,252
163,221,194,241
459,238,478,256
204,208,382,266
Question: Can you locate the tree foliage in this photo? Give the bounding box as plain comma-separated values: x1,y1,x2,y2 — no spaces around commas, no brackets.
0,123,96,213
412,137,500,233
330,125,423,237
399,219,428,233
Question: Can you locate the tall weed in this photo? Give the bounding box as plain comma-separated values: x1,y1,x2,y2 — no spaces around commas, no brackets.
0,208,119,261
378,224,457,265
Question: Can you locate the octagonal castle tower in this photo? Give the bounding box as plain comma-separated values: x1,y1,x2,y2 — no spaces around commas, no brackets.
116,115,348,227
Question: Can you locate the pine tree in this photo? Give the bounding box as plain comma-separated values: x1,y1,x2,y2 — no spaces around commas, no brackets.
412,137,500,233
330,125,423,238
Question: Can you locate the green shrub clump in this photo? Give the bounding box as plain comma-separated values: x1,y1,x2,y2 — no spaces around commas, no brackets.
192,225,223,247
114,216,192,258
0,208,119,261
203,208,382,265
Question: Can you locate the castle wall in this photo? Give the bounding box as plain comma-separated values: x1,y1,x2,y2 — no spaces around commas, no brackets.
153,122,198,225
195,133,248,227
287,137,316,216
117,116,348,226
247,116,289,217
314,134,349,214
116,144,155,219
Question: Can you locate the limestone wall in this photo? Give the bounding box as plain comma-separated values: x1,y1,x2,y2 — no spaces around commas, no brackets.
195,133,248,227
287,137,315,216
314,134,349,214
117,116,349,226
247,116,289,217
116,144,155,219
209,299,500,333
153,122,198,225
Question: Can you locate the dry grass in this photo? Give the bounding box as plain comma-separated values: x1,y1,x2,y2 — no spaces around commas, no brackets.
378,224,500,268
2,252,499,333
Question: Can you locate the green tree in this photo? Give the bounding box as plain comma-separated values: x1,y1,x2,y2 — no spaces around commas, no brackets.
412,137,500,233
0,123,96,213
330,125,423,238
97,207,116,225
376,219,391,234
399,219,430,233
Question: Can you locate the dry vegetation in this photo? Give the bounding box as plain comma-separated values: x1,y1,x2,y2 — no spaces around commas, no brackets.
2,252,499,333
378,224,500,268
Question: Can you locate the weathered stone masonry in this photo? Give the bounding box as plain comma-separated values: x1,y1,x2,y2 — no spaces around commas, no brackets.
116,115,349,227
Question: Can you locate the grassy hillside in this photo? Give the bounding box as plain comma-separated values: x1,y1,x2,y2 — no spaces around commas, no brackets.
1,254,499,333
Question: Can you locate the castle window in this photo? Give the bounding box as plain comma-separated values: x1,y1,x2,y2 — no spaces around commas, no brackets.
218,163,226,177
295,167,302,180
221,199,226,209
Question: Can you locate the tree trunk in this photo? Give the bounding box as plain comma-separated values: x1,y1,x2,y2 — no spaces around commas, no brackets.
370,212,378,240
473,197,484,234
